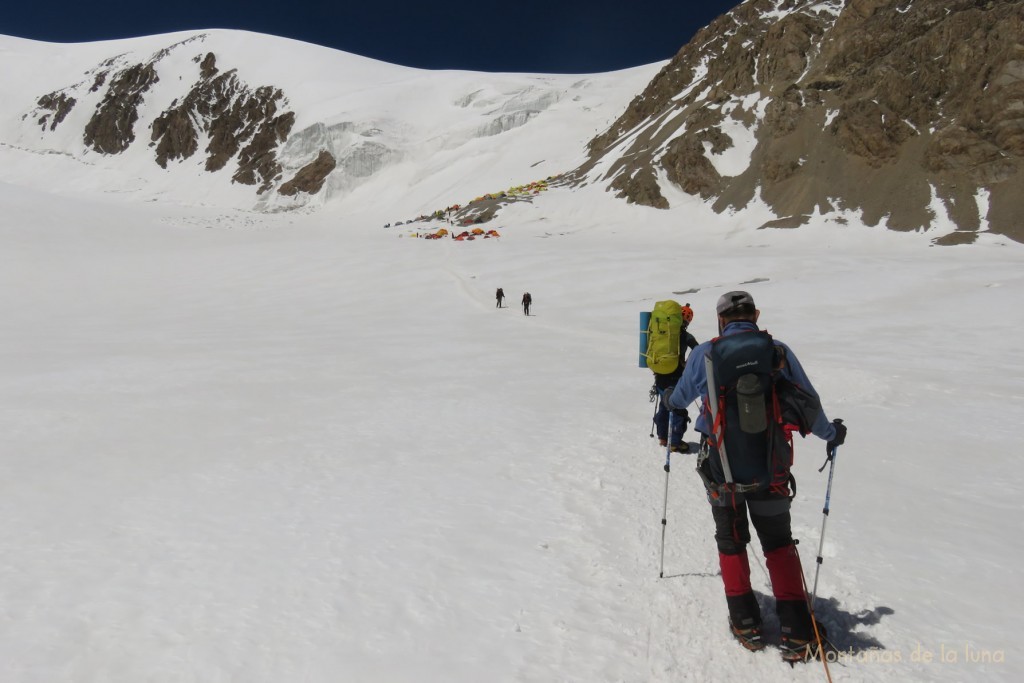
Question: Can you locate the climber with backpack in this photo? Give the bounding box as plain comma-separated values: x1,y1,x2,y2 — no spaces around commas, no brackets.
664,291,847,663
646,301,699,452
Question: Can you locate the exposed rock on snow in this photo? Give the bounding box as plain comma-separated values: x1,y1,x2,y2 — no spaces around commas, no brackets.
278,150,337,196
84,62,159,154
34,92,76,132
29,39,297,194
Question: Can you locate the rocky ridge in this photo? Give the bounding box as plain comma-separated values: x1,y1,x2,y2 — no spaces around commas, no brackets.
28,35,331,197
576,0,1024,244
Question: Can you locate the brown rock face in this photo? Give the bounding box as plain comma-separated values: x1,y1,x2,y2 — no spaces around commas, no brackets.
185,73,295,191
279,150,337,196
830,99,916,167
35,92,77,131
150,54,296,192
29,42,300,197
577,0,1024,243
83,63,159,154
662,137,723,198
231,106,296,192
151,106,199,166
610,167,669,209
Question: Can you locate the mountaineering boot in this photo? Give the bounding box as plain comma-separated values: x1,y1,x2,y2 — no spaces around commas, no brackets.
779,637,814,663
658,438,668,447
670,442,689,453
725,591,763,651
729,618,765,652
779,635,827,663
776,594,815,663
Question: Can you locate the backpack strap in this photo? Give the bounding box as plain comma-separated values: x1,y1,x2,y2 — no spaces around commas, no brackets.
703,352,734,484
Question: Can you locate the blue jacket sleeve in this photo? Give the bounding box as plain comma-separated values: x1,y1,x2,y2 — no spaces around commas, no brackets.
668,341,710,411
777,342,836,442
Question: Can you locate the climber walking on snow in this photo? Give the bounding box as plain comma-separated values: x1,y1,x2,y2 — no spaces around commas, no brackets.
522,292,532,316
664,291,846,663
496,288,505,308
648,302,698,452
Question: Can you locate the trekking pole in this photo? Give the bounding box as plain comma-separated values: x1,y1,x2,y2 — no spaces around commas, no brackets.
797,546,834,683
658,413,673,578
811,441,839,606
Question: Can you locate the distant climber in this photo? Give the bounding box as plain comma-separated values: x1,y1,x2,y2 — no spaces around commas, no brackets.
496,288,505,308
522,292,532,316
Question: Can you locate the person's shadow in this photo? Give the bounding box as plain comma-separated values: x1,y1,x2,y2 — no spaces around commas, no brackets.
811,595,893,652
756,592,893,653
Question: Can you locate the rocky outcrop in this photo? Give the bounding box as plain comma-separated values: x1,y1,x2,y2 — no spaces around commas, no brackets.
577,0,1024,244
28,42,298,196
151,103,199,167
278,150,337,195
34,92,76,131
662,136,723,199
230,103,295,191
610,167,669,208
150,54,296,192
83,63,159,154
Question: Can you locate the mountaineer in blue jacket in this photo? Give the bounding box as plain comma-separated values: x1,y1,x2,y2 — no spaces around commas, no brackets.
665,290,847,663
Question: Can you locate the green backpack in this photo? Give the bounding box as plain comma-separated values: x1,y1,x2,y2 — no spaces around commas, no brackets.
645,300,683,374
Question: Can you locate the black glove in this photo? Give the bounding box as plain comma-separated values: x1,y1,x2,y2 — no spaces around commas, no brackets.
662,388,689,420
827,419,846,452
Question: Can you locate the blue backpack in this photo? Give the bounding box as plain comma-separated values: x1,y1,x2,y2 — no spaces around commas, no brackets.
704,330,821,494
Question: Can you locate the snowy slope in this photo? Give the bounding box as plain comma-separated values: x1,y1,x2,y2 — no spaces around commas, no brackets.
1,30,1023,683
0,30,659,215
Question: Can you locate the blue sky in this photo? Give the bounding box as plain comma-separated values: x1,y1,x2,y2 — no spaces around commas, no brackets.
3,0,740,73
